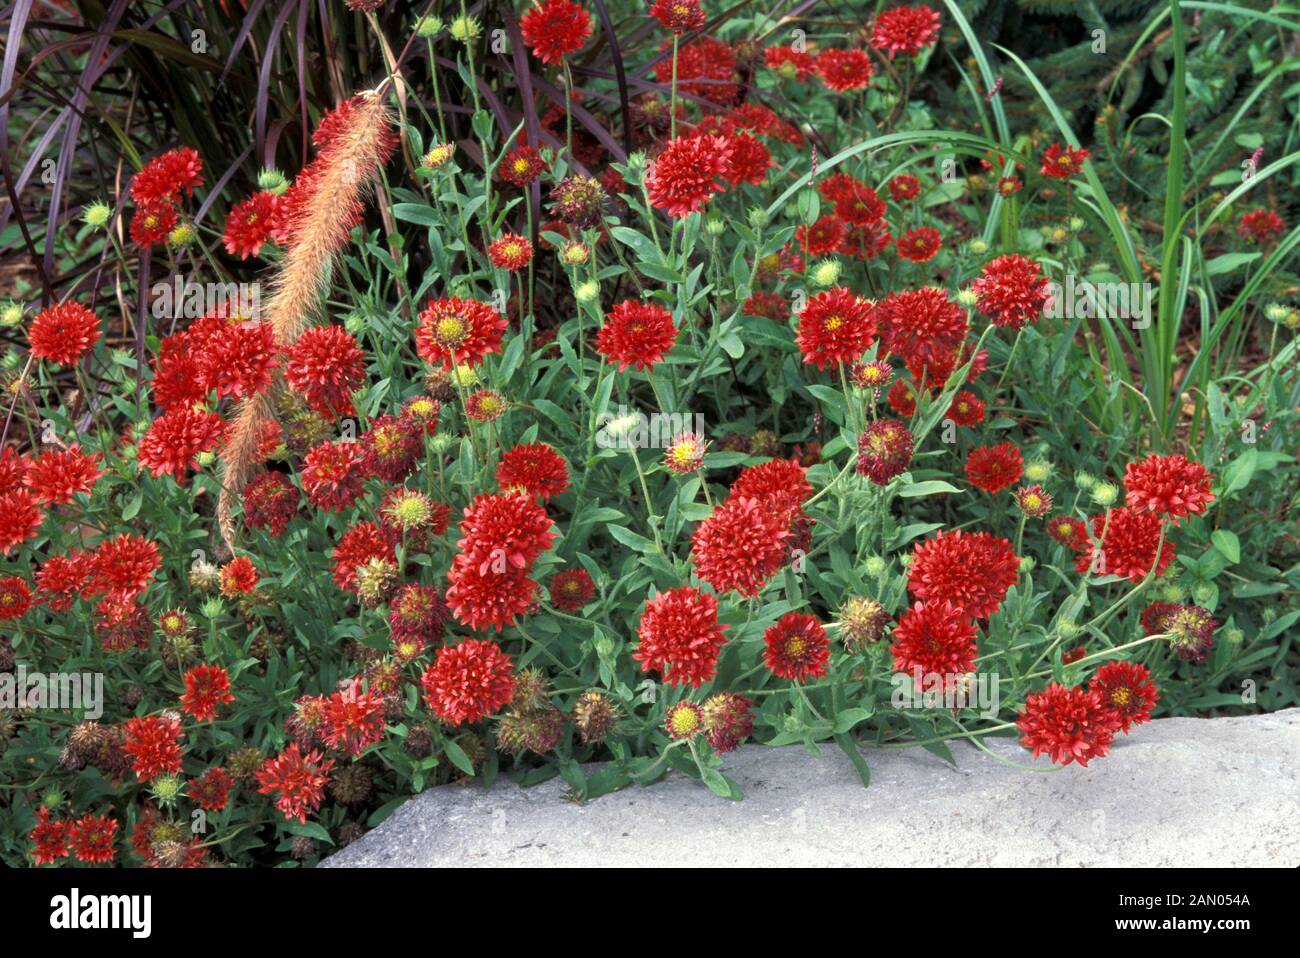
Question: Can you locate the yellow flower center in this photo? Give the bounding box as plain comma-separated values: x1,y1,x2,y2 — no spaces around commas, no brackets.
1111,687,1131,707
824,315,844,331
436,315,467,346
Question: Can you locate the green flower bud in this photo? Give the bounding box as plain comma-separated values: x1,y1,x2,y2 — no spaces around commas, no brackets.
863,555,887,578
257,168,289,194
0,302,23,328
83,201,112,229
747,207,769,230
449,15,481,42
1089,481,1119,506
415,15,443,38
968,238,989,255
574,279,600,303
809,258,841,287
1023,460,1053,482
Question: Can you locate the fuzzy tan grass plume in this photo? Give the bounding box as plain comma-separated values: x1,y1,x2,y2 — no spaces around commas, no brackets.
217,91,396,546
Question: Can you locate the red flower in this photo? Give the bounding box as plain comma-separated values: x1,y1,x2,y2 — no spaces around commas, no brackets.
1237,208,1284,244
887,379,916,416
650,0,706,32
764,45,817,81
421,639,516,725
1014,483,1052,518
256,744,335,823
456,490,556,570
832,182,886,226
416,296,507,369
138,407,224,480
331,521,394,593
130,147,203,205
497,442,570,501
151,331,206,410
796,215,848,256
23,445,102,505
92,533,159,600
1047,514,1088,548
1122,453,1214,521
197,320,279,401
816,48,873,92
646,134,733,218
301,440,365,512
965,442,1024,493
633,585,729,687
222,191,281,259
876,287,968,368
181,664,235,722
361,414,421,483
28,301,101,365
29,807,69,865
488,233,534,271
871,4,941,58
465,388,508,422
1040,143,1089,179
655,37,739,104
997,176,1023,196
890,600,978,683
946,389,985,427
1016,682,1114,767
1074,508,1175,582
188,767,235,812
243,470,300,537
129,201,177,246
763,612,831,681
321,678,386,756
549,568,595,612
895,226,942,262
1089,660,1158,733
36,550,93,611
0,447,27,488
729,458,813,518
908,529,1019,619
795,286,877,369
0,489,44,555
0,576,32,620
122,714,184,782
664,701,705,740
389,583,450,646
595,299,678,371
691,495,789,597
445,555,537,632
286,325,367,418
521,0,593,64
67,814,118,864
1142,602,1216,662
722,131,772,185
500,145,547,187
703,692,754,753
219,556,259,596
972,254,1050,329
887,173,922,201
856,419,914,485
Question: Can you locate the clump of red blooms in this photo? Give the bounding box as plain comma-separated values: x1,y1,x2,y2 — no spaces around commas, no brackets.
10,4,1247,862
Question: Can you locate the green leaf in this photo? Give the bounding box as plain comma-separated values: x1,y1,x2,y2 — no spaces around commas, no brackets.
898,480,962,497
392,203,440,226
1211,529,1240,563
443,739,476,776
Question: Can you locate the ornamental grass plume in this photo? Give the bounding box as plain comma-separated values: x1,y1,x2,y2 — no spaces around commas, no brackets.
217,91,395,546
